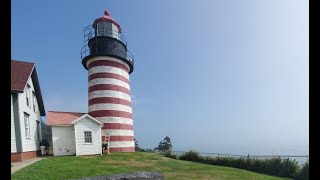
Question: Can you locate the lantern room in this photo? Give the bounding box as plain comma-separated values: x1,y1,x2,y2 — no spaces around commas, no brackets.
81,10,134,73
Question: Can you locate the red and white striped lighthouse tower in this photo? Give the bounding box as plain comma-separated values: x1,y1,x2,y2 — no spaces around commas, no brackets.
81,10,135,152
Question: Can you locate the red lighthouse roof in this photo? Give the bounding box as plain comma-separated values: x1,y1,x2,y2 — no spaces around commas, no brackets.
93,10,122,33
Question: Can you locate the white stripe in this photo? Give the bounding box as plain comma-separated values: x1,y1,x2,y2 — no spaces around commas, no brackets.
102,129,134,136
89,90,131,102
89,103,132,113
87,56,130,72
108,141,135,148
89,78,130,90
89,66,129,80
95,117,133,125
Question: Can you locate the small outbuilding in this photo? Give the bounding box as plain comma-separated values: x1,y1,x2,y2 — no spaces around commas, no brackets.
46,111,102,156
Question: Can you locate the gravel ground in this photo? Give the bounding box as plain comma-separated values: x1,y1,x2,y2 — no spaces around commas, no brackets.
71,171,164,180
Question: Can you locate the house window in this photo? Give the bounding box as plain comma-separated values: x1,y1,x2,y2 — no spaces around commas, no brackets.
26,84,31,107
36,121,40,141
32,92,37,113
24,113,31,139
84,131,92,143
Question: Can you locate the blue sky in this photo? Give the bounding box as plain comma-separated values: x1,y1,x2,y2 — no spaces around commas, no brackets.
12,0,308,155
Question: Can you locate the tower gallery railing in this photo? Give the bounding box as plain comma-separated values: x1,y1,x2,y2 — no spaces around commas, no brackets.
80,25,134,66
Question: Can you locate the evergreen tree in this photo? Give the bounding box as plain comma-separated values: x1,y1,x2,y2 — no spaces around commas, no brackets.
163,136,172,151
154,136,172,152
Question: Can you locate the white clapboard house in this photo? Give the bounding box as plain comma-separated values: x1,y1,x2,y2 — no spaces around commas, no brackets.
11,60,46,162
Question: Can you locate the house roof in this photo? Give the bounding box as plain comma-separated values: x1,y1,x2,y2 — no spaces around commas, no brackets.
46,111,86,126
11,60,46,116
11,60,34,91
71,114,103,125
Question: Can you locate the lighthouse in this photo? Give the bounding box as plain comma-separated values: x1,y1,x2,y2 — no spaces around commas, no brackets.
80,10,135,152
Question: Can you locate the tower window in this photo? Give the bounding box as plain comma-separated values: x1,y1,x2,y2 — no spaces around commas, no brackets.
96,21,113,37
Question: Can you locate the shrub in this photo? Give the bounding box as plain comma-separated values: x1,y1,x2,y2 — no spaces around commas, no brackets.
177,151,301,179
164,150,177,159
280,158,299,178
294,160,309,180
257,157,299,178
137,148,146,152
250,158,263,172
145,149,156,153
179,150,202,162
265,157,283,176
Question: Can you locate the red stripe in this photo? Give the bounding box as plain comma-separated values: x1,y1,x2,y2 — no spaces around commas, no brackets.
109,147,135,152
89,110,132,118
102,136,134,141
89,60,129,73
89,97,131,107
89,84,130,95
89,73,129,84
102,123,133,130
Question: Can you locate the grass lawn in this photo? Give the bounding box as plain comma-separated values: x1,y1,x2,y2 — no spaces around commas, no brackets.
12,152,292,180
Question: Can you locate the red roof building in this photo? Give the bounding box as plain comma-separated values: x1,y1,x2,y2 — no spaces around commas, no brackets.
46,111,86,126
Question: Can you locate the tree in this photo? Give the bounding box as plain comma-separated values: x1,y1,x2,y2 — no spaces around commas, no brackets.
41,121,52,143
154,136,172,153
134,138,140,151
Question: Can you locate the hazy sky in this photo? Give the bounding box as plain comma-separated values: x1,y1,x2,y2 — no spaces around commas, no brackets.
11,0,309,155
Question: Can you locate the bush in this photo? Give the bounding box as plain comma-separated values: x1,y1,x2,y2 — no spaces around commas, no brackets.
145,149,156,153
281,158,299,178
265,157,283,176
136,147,146,152
176,151,301,179
250,158,263,172
212,156,299,178
295,160,309,180
163,150,178,159
164,150,177,159
179,150,202,162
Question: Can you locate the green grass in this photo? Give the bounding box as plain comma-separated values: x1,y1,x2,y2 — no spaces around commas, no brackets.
12,152,292,180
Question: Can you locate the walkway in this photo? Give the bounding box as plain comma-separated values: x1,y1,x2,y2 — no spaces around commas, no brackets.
11,157,43,174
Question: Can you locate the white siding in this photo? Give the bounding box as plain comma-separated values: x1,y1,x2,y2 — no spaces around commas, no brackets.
74,117,102,156
52,126,76,156
18,77,42,152
11,94,17,153
89,90,131,102
87,56,130,73
89,103,132,113
102,129,134,136
88,66,129,79
88,78,130,90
